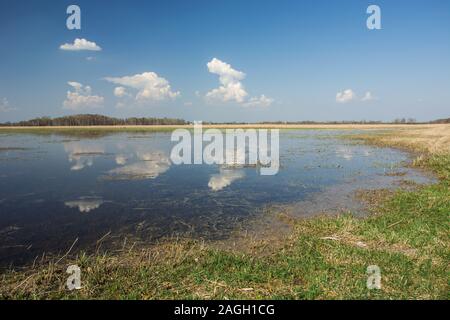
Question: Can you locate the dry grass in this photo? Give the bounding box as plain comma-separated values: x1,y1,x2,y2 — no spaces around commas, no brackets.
348,124,450,154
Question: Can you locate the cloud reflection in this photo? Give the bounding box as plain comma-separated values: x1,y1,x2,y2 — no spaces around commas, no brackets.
208,168,245,191
107,150,170,180
336,146,353,161
64,142,105,171
115,154,128,165
65,197,104,213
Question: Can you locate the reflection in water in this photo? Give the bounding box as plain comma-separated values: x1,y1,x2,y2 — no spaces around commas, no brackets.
223,145,247,167
64,141,105,171
208,168,245,191
115,154,128,165
64,197,104,213
107,150,171,180
336,146,353,161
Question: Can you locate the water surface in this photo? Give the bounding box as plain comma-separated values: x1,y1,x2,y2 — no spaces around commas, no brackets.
0,130,433,267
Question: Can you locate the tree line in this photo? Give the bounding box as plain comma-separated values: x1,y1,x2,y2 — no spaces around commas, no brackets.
430,118,450,124
1,114,448,126
0,114,189,126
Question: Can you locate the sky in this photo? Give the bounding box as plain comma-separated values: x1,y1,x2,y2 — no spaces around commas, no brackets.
0,0,449,123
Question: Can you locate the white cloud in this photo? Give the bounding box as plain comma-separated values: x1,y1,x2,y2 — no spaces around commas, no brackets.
63,82,104,110
336,89,356,103
243,95,274,108
0,98,16,112
205,58,273,107
113,86,129,98
206,81,248,103
207,58,246,84
184,102,193,106
361,91,375,102
336,89,377,103
206,58,246,104
60,38,102,51
105,72,180,103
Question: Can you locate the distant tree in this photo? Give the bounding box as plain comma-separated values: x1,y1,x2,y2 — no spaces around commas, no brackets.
1,114,189,127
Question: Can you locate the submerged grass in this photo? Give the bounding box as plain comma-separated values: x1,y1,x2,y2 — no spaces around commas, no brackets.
0,127,449,300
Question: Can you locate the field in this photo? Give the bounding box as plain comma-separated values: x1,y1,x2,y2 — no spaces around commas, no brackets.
0,125,449,300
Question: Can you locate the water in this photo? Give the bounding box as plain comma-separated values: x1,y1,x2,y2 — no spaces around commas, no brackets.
0,130,433,267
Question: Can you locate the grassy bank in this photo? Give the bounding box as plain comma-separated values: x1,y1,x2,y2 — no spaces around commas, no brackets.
1,128,449,299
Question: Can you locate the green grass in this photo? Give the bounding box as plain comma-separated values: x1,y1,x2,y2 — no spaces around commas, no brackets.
1,149,449,300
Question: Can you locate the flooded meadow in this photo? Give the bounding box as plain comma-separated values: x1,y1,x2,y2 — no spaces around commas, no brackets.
0,130,434,268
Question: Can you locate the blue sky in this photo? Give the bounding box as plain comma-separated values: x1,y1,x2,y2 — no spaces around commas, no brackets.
0,0,449,122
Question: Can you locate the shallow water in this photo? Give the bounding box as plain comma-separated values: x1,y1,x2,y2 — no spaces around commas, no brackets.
0,130,433,267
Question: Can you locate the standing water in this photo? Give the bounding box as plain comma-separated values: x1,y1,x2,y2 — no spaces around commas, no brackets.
0,130,433,267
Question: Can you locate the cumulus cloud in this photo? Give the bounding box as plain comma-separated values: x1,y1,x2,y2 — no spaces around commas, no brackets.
336,89,377,103
207,58,246,84
60,38,102,51
113,86,129,98
105,72,180,103
0,98,16,112
206,58,247,103
205,58,273,107
336,89,356,103
243,95,274,108
206,82,248,103
63,82,104,110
